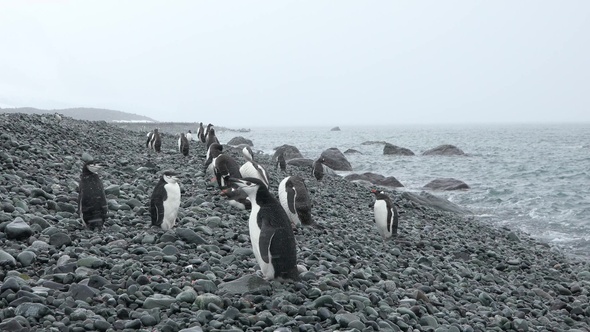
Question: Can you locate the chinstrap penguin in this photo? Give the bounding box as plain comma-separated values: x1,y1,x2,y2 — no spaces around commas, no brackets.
370,189,399,243
276,151,287,172
278,176,314,229
239,146,270,188
229,177,299,280
197,122,206,143
206,127,220,150
77,160,108,230
150,171,181,230
205,143,241,189
178,133,189,156
147,128,162,153
220,187,251,210
312,157,325,181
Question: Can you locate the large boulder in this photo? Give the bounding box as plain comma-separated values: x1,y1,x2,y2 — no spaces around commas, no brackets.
227,136,253,147
320,148,352,171
383,144,415,156
287,158,314,168
344,172,404,187
422,144,466,156
330,126,341,131
401,191,471,214
344,148,362,155
424,178,469,190
273,144,304,161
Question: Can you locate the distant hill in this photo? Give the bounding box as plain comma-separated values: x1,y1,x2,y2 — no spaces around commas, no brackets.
0,107,156,122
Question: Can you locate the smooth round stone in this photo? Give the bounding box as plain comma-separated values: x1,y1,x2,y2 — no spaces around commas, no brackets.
49,232,72,247
0,276,22,292
140,314,157,326
143,294,175,309
93,320,111,332
5,217,33,240
176,290,197,303
195,293,223,310
16,250,37,266
0,249,16,266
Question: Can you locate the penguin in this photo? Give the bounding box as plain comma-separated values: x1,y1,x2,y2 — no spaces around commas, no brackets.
276,151,287,173
146,131,153,148
150,170,181,230
239,146,270,188
229,177,299,280
197,122,206,143
370,189,399,243
206,127,220,150
186,130,193,142
77,160,108,230
312,157,325,181
204,143,241,188
147,128,162,152
278,176,314,229
178,133,189,156
204,123,213,141
220,187,251,210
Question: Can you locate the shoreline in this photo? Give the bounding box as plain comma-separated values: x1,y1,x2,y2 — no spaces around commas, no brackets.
0,113,589,331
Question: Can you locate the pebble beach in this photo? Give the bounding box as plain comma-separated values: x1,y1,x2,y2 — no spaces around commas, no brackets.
0,113,589,332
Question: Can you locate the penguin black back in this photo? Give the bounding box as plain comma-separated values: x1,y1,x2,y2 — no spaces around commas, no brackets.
78,160,108,230
230,177,299,281
179,133,189,156
312,157,325,181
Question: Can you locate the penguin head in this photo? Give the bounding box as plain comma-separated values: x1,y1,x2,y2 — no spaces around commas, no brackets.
242,146,254,162
188,130,192,133
228,177,266,195
83,160,104,174
371,189,389,200
162,171,180,184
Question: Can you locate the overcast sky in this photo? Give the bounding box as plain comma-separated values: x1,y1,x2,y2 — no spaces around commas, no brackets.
1,1,589,127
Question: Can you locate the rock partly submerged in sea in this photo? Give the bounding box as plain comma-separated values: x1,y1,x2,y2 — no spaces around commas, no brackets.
422,144,466,156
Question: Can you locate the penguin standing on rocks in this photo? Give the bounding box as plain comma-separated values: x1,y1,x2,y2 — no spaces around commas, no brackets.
312,157,325,181
239,146,270,188
276,151,287,173
178,133,189,156
147,128,161,153
186,130,193,142
205,143,241,189
229,177,299,280
77,160,108,230
220,187,251,210
197,122,206,143
278,176,314,229
370,189,399,243
150,171,181,230
206,127,220,150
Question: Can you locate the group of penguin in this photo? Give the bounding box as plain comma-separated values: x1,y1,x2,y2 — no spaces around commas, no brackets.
78,122,400,281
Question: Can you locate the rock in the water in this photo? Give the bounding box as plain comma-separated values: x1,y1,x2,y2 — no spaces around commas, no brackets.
402,191,471,214
422,144,466,156
320,147,352,171
273,144,304,161
330,126,341,131
383,143,415,156
344,172,404,187
343,148,362,154
423,178,469,190
227,136,253,146
5,217,33,240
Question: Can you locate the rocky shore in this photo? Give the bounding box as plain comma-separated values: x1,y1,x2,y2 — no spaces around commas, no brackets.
1,113,589,332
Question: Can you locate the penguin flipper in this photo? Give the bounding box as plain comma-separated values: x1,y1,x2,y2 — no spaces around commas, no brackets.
259,228,275,264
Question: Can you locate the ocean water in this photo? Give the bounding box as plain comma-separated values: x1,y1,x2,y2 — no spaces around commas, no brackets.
215,123,590,260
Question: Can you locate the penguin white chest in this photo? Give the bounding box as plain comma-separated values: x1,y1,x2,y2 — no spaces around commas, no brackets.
373,200,391,239
162,182,181,230
248,204,275,279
